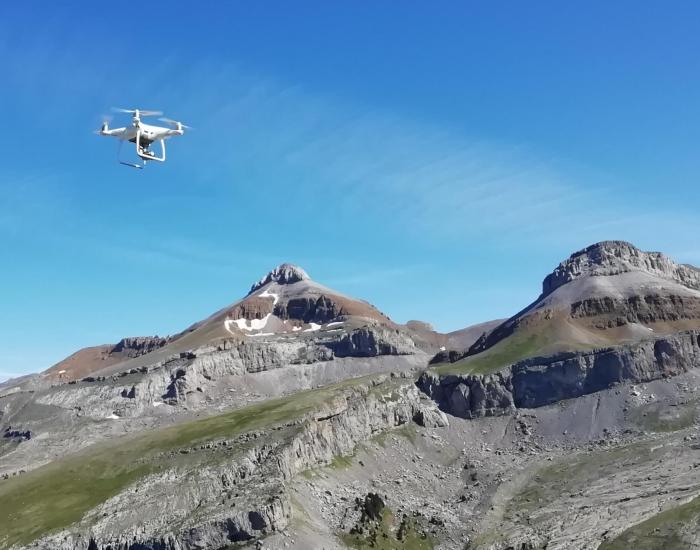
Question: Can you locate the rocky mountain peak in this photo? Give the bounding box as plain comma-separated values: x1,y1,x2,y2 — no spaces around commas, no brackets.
542,241,700,296
249,263,310,293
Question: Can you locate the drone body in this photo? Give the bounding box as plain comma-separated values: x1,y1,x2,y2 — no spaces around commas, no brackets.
96,108,189,168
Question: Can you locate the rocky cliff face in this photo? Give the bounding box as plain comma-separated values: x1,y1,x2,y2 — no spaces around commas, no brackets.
327,327,416,357
22,376,444,550
419,330,700,417
569,294,700,327
542,240,700,297
110,336,170,358
249,263,310,293
30,324,419,422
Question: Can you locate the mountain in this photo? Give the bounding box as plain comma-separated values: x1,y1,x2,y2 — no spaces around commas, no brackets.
41,264,409,382
5,247,700,550
438,241,700,374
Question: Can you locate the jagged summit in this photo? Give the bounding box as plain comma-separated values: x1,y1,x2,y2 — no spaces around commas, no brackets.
249,263,310,293
542,240,700,296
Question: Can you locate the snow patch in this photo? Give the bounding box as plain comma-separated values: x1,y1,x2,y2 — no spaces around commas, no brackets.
224,314,272,334
248,332,275,337
259,288,279,305
292,326,302,332
303,323,322,332
58,369,66,374
152,401,164,407
107,413,120,420
439,346,446,351
326,321,343,327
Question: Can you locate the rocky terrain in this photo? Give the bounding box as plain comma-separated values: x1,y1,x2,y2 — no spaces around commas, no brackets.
2,245,700,549
436,241,700,375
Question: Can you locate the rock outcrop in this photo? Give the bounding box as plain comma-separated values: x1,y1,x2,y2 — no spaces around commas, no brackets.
419,330,700,417
569,294,700,327
33,324,419,420
249,263,310,293
542,240,700,296
327,327,416,357
417,370,515,419
110,336,169,358
23,377,442,550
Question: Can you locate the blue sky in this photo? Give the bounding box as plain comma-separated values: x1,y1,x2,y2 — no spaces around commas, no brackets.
2,2,700,379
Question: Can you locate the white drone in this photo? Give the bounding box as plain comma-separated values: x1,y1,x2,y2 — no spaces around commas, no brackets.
95,108,190,169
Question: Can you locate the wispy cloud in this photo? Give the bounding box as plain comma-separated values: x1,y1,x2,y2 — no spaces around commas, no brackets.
163,70,620,248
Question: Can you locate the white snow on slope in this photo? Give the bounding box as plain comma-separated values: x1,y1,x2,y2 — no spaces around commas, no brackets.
107,413,120,420
224,314,272,335
326,321,343,327
153,401,164,407
303,323,322,332
259,288,279,305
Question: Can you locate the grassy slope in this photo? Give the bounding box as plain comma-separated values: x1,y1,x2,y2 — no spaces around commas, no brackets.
431,315,615,376
0,376,376,549
434,330,548,376
599,495,700,550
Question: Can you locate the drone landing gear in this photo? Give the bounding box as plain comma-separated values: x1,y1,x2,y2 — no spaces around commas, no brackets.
117,132,166,169
137,139,165,163
117,141,145,169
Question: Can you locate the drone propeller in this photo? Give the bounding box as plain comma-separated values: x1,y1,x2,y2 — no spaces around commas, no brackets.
158,117,192,130
93,114,113,134
112,108,163,117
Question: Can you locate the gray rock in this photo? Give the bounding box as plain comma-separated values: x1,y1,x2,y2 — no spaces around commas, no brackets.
418,330,700,416
542,241,700,297
249,264,310,293
327,327,415,357
412,405,449,428
22,380,426,550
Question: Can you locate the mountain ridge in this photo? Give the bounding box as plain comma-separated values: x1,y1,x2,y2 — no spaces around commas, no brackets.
436,241,700,373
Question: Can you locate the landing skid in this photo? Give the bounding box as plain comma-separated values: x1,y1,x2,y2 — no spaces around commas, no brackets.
119,161,144,169
116,133,165,169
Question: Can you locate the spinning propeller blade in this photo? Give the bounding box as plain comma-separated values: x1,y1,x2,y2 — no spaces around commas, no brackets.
93,114,112,134
112,108,163,116
158,117,192,129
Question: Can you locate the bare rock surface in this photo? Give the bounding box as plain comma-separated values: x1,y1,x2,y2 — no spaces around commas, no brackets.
543,240,700,296
420,330,700,417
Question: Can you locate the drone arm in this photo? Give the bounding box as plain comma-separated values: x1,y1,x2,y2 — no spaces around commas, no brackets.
100,126,128,137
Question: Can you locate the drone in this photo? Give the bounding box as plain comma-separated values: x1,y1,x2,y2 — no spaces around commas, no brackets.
95,108,190,169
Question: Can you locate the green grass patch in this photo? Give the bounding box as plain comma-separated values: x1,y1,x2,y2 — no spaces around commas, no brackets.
371,424,416,449
394,423,417,445
329,453,355,470
599,494,700,550
433,330,548,376
431,318,606,376
341,507,433,550
0,375,382,549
